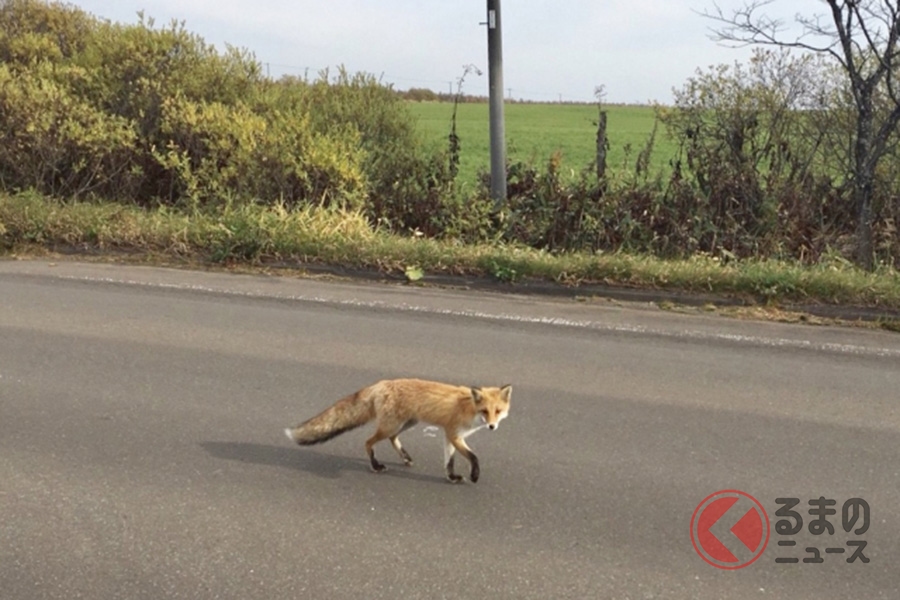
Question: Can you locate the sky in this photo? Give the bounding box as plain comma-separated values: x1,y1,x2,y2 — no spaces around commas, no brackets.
68,0,815,105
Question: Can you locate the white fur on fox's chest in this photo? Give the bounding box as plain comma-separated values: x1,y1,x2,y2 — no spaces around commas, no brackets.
458,422,487,438
455,413,490,438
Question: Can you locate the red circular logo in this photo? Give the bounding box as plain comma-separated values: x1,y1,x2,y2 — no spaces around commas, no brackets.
690,489,770,569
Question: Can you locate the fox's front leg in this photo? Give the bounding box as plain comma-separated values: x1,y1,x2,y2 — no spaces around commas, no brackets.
443,440,462,483
445,436,479,483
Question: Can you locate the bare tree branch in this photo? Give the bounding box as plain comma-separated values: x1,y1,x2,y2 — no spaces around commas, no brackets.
701,0,900,269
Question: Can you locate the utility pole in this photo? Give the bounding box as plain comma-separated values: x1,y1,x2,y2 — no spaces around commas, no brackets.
486,0,506,207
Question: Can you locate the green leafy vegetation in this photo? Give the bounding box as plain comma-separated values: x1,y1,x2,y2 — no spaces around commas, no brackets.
1,0,899,306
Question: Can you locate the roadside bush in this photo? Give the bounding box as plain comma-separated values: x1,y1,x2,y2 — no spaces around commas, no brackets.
0,0,93,67
498,155,602,251
0,62,138,198
0,1,444,218
658,49,900,264
294,69,465,235
149,95,367,210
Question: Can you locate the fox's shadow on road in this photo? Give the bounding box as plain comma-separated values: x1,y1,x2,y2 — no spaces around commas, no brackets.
200,441,445,483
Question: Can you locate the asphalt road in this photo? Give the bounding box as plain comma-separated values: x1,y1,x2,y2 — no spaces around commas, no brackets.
2,260,900,599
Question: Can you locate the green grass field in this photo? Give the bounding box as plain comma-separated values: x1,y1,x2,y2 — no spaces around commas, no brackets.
407,102,675,185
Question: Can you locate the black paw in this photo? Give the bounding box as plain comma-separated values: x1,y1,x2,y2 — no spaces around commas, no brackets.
447,473,464,483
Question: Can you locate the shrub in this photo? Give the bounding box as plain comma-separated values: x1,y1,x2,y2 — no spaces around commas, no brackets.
0,62,138,197
0,2,447,216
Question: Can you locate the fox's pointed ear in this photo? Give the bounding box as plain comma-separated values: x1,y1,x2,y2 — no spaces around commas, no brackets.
471,387,483,404
500,384,512,402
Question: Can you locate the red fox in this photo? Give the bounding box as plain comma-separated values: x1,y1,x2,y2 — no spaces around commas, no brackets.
284,378,511,483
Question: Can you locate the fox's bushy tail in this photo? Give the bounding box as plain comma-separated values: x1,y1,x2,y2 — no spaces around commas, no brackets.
284,391,374,445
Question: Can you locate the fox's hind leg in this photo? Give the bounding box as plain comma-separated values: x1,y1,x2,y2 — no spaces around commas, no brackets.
366,417,416,472
365,428,391,472
389,419,418,466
